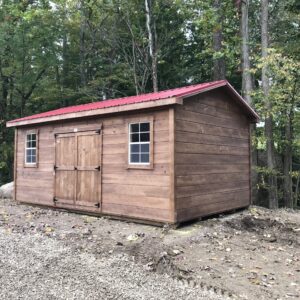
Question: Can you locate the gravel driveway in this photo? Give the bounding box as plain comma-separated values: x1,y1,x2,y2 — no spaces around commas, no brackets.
1,198,299,299
0,201,226,300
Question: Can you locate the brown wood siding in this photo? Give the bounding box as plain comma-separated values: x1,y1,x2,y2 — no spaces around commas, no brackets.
175,89,251,222
15,109,172,223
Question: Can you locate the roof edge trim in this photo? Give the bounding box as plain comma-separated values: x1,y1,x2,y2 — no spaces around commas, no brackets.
181,81,259,122
7,97,182,128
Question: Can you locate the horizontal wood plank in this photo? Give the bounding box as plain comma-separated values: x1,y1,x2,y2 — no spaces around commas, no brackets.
176,180,249,198
176,172,249,187
103,183,169,198
176,142,248,156
103,174,169,187
176,188,249,209
176,107,248,130
175,153,249,165
103,193,170,209
176,131,249,147
175,163,249,176
102,203,171,222
177,196,249,222
176,119,248,139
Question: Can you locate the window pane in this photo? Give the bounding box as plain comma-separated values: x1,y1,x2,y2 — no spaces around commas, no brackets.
141,153,149,163
131,133,139,143
25,133,37,164
130,154,139,163
140,133,150,142
130,123,139,133
141,144,149,153
140,122,150,132
26,149,31,163
130,144,140,153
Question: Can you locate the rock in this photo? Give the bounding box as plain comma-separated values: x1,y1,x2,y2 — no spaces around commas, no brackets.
82,228,92,236
127,234,139,241
0,182,14,199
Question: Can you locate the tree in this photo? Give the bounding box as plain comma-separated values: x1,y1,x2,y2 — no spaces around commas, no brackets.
212,0,225,80
261,0,278,208
145,0,158,92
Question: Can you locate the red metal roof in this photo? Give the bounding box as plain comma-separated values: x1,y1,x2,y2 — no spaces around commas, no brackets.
7,80,258,125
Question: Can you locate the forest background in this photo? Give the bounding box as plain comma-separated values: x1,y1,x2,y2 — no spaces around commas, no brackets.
0,0,299,209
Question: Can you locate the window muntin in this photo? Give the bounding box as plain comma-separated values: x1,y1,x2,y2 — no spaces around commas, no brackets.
129,122,150,164
25,133,37,164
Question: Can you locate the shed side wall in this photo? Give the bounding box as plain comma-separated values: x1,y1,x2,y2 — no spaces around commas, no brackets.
175,89,251,222
15,109,172,222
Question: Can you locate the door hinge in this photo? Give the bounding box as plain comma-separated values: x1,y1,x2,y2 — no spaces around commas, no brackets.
95,129,101,134
53,197,58,203
74,166,77,170
95,203,100,208
54,165,58,171
95,166,101,171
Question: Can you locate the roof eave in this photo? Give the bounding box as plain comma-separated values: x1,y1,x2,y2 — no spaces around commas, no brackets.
6,97,182,128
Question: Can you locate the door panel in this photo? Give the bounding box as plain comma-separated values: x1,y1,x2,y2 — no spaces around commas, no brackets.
77,134,100,167
76,170,99,206
76,132,101,207
55,135,76,204
55,170,75,202
56,135,75,167
54,129,102,209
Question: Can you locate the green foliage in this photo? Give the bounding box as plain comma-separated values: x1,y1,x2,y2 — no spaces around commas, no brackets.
0,0,299,210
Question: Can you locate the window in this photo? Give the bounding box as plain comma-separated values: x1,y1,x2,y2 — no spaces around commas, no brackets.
129,122,150,164
25,133,37,165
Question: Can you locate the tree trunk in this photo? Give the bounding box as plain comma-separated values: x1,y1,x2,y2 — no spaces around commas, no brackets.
213,0,225,80
79,1,87,87
240,0,252,104
145,0,158,92
238,0,258,204
295,173,300,207
261,0,278,209
283,111,293,208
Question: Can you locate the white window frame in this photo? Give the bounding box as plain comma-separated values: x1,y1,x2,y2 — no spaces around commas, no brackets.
25,132,38,166
128,122,151,165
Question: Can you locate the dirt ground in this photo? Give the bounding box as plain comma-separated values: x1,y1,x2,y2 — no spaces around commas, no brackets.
0,199,299,300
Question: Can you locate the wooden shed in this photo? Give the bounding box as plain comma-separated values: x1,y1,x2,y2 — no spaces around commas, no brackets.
7,80,258,224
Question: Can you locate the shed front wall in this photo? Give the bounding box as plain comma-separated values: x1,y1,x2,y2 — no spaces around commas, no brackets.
175,89,251,222
15,108,173,223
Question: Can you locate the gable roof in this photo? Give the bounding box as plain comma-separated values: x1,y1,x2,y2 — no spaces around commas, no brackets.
7,80,259,127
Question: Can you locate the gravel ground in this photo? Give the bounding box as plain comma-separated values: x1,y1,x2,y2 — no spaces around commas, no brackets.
0,228,227,300
0,198,299,300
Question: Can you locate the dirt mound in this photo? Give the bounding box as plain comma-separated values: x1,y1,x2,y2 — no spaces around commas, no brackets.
225,215,300,246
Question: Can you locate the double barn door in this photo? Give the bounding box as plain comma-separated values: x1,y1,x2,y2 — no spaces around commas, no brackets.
54,128,102,209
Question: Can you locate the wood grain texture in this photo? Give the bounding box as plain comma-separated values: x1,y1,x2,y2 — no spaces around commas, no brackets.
15,109,172,223
175,90,251,222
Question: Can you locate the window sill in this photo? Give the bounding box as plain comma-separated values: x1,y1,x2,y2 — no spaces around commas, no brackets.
127,164,153,170
24,164,38,168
